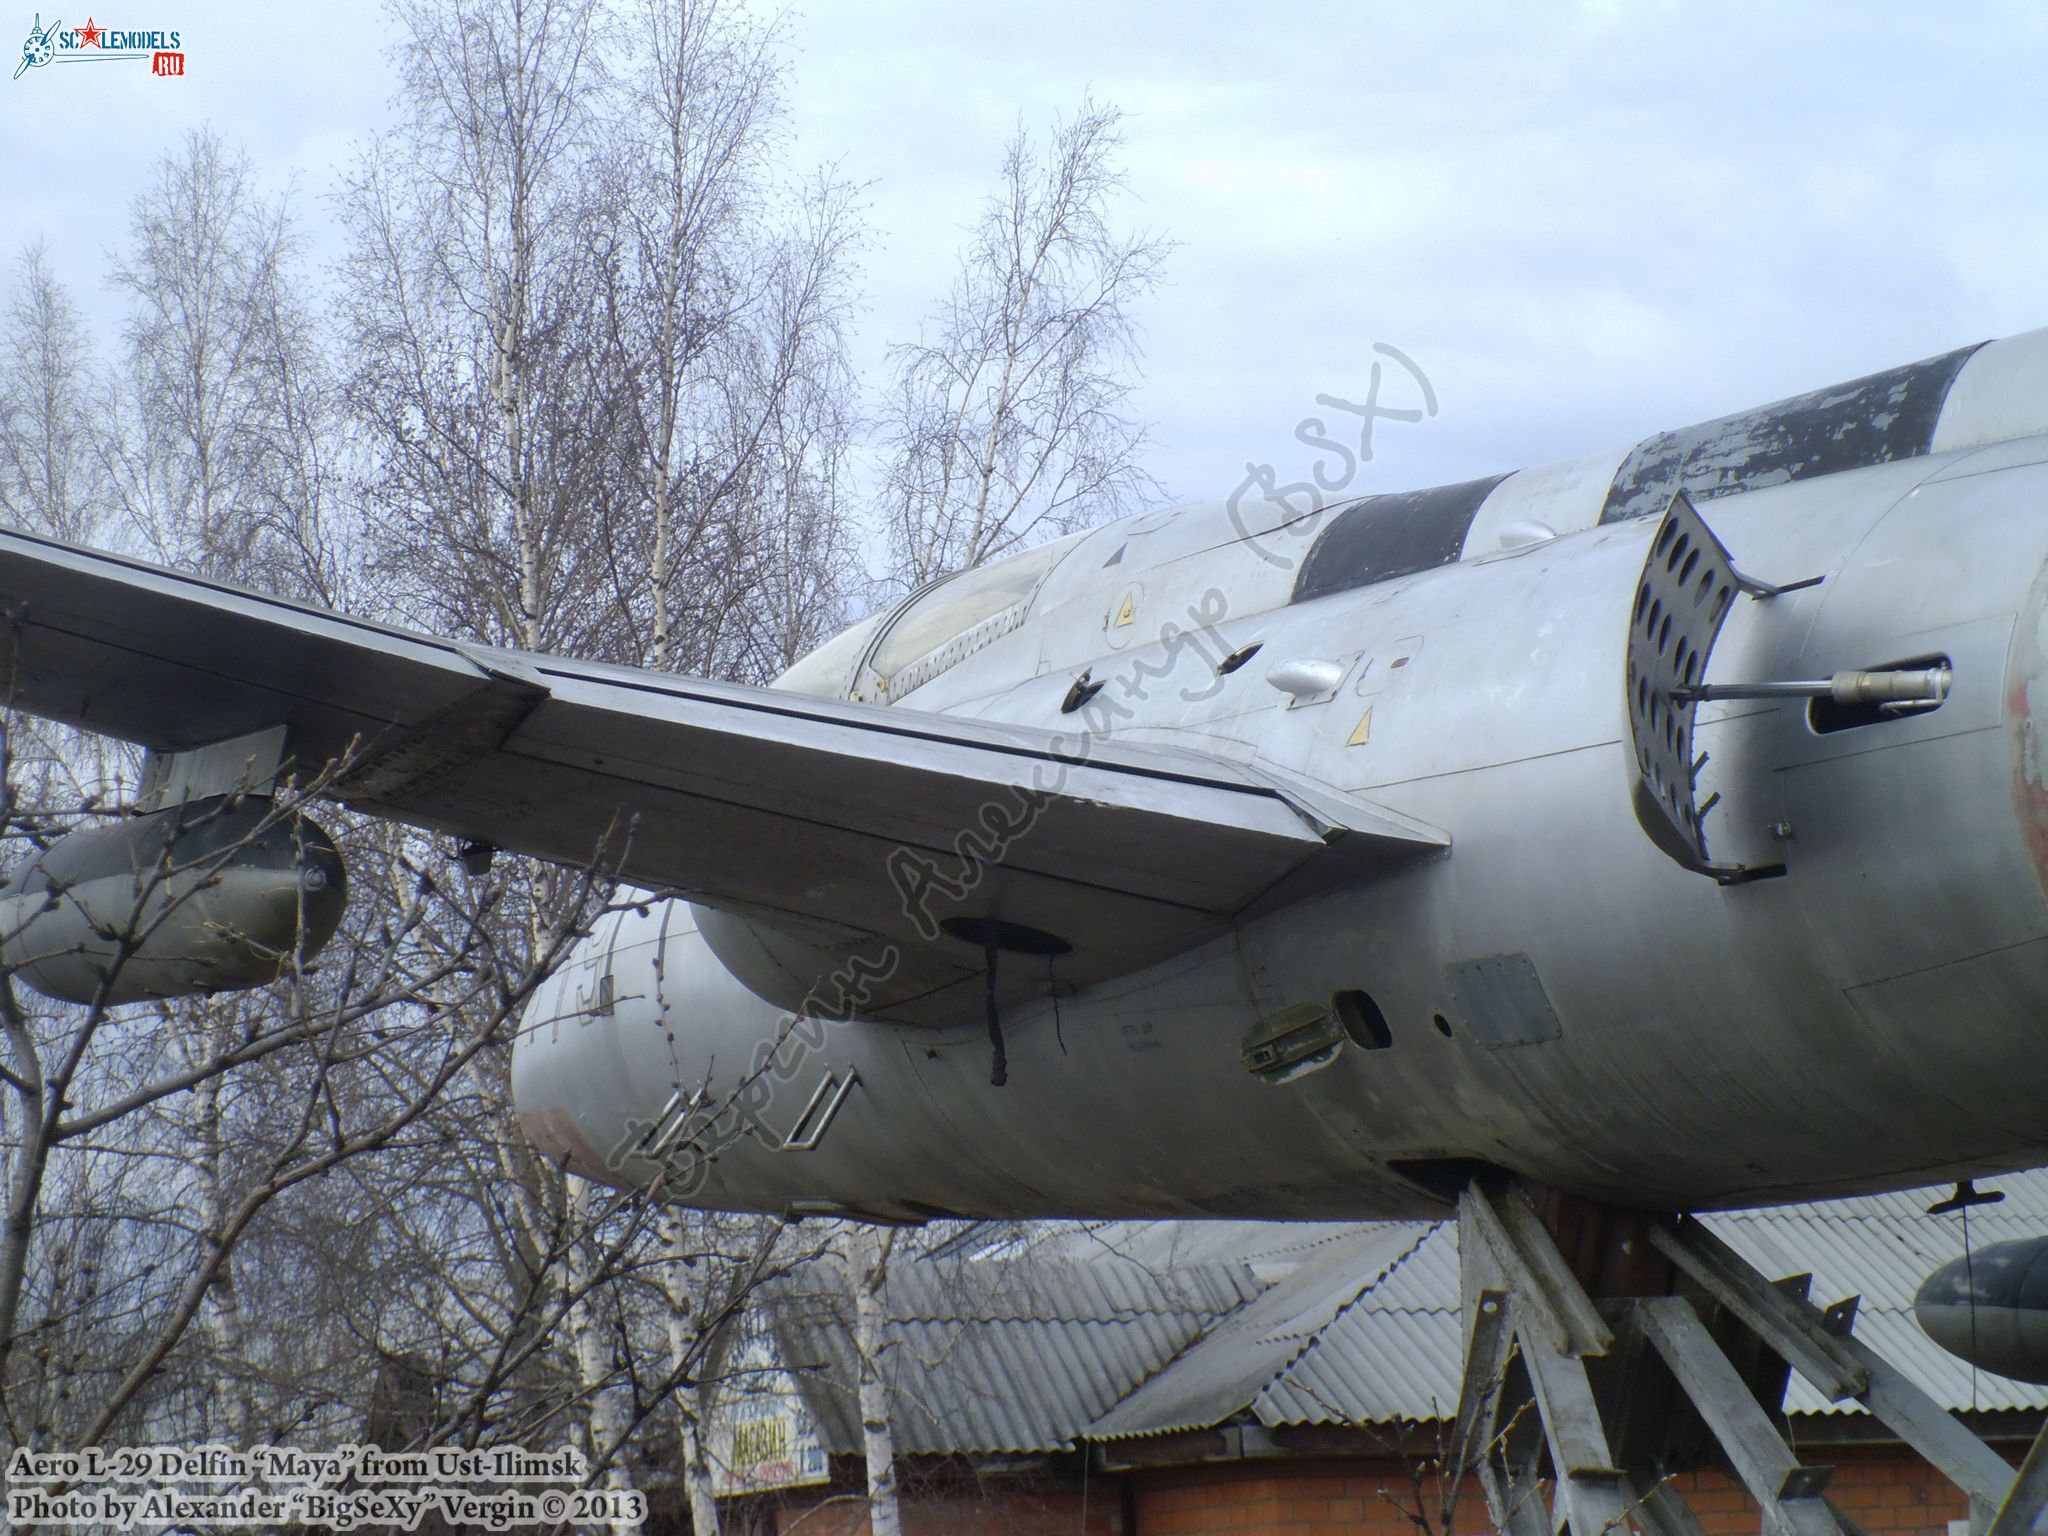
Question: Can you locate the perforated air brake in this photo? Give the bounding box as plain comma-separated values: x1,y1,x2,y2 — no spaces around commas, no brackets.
1625,491,1813,883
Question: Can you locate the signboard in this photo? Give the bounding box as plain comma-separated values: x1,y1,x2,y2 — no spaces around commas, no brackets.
710,1402,829,1497
707,1322,829,1497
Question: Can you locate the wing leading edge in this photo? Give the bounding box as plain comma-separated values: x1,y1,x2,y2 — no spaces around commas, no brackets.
0,527,1446,1023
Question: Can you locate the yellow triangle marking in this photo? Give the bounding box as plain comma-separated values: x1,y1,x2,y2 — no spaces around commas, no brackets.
1114,593,1136,627
1346,707,1373,746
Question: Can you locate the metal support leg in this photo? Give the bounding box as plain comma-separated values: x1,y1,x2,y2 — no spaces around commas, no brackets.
1459,1186,1627,1536
1454,1285,1545,1536
1650,1217,2016,1518
1628,1475,1711,1536
1457,1265,1553,1536
1646,1217,1864,1400
1452,1290,1515,1471
1466,1184,1615,1357
1450,1186,2029,1536
1630,1297,1839,1536
1986,1418,2048,1536
1494,1383,1557,1536
1523,1331,1632,1536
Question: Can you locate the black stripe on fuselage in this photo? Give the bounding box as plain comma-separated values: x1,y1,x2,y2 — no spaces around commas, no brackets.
1282,341,1990,606
1291,474,1514,604
1597,342,1986,524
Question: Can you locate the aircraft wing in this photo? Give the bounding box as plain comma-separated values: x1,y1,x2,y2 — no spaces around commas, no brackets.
0,526,1445,1023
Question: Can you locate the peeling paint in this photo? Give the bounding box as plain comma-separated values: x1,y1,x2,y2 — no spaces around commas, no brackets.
2011,557,2048,899
1599,345,1982,524
519,1101,605,1175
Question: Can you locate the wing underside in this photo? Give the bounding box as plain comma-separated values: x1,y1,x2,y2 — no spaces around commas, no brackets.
0,528,1446,1022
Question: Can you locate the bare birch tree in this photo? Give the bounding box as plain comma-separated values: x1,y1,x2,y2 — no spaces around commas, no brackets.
338,14,676,1497
62,128,363,1448
106,127,340,601
845,1222,904,1536
0,237,121,828
883,96,1171,587
0,241,106,547
703,175,864,683
333,14,868,1524
340,0,623,655
0,22,1180,1531
833,94,1172,1533
658,1209,728,1535
594,0,863,681
599,0,777,675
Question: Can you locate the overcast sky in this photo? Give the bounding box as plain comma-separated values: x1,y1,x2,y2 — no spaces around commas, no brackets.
4,1,2046,511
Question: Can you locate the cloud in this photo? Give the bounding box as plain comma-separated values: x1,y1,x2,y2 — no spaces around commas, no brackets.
5,0,2044,509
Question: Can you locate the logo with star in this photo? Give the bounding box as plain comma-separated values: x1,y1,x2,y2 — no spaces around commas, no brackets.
74,15,99,46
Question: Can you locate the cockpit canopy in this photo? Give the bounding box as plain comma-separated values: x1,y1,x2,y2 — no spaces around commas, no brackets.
774,534,1081,703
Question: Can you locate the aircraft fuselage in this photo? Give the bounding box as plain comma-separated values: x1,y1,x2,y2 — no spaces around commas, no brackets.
512,338,2048,1221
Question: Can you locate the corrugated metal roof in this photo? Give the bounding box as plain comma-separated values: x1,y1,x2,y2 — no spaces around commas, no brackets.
1243,1173,2048,1429
883,1245,1256,1323
1256,1223,1464,1427
1706,1167,2048,1416
1052,1219,1375,1285
765,1250,1260,1455
1087,1224,1432,1438
741,1170,2048,1458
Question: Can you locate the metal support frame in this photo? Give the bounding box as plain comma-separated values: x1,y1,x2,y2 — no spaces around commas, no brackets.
1987,1427,2048,1536
1629,1296,1834,1536
1459,1185,1627,1536
1650,1216,2018,1524
1455,1185,2041,1536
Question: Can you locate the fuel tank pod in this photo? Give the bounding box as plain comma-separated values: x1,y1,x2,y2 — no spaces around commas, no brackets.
0,798,346,1005
1914,1237,2048,1384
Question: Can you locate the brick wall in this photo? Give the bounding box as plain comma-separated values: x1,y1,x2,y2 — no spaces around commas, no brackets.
732,1442,2005,1536
1135,1461,1480,1536
1134,1448,1983,1536
1737,1446,1970,1536
749,1478,1125,1535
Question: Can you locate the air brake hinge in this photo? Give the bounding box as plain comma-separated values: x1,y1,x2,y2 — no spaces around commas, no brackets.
1725,563,1824,603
